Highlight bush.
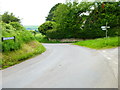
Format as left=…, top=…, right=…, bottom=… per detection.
left=2, top=22, right=35, bottom=52
left=35, top=33, right=48, bottom=42
left=46, top=29, right=65, bottom=39
left=28, top=30, right=37, bottom=36
left=38, top=21, right=57, bottom=35
left=9, top=22, right=25, bottom=30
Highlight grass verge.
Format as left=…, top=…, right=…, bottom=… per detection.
left=74, top=37, right=119, bottom=49
left=1, top=41, right=46, bottom=69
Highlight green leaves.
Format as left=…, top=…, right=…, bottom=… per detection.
left=40, top=2, right=119, bottom=39
left=83, top=2, right=120, bottom=38
left=46, top=3, right=62, bottom=21
left=9, top=22, right=25, bottom=30
left=2, top=22, right=35, bottom=52
left=38, top=21, right=57, bottom=35
left=51, top=2, right=93, bottom=39
left=1, top=12, right=20, bottom=23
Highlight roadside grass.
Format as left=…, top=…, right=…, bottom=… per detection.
left=0, top=53, right=2, bottom=69
left=2, top=41, right=46, bottom=69
left=74, top=37, right=119, bottom=49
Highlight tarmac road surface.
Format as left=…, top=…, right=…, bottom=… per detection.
left=2, top=44, right=118, bottom=88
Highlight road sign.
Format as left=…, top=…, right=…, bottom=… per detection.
left=101, top=26, right=110, bottom=30
left=2, top=36, right=15, bottom=42
left=101, top=26, right=106, bottom=29
left=102, top=28, right=106, bottom=30
left=107, top=26, right=110, bottom=28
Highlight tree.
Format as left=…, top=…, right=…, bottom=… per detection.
left=46, top=3, right=62, bottom=21
left=2, top=12, right=20, bottom=23
left=51, top=2, right=93, bottom=38
left=83, top=2, right=120, bottom=38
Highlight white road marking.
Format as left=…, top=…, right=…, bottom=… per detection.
left=98, top=51, right=112, bottom=60
left=98, top=50, right=118, bottom=80
left=113, top=62, right=118, bottom=65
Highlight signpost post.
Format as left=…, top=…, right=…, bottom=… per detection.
left=101, top=22, right=110, bottom=38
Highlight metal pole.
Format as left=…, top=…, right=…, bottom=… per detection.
left=14, top=36, right=15, bottom=42
left=1, top=37, right=3, bottom=42
left=106, top=22, right=107, bottom=38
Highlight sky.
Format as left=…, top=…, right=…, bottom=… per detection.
left=0, top=0, right=66, bottom=26
left=1, top=0, right=118, bottom=26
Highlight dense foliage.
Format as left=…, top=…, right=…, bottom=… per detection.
left=38, top=21, right=57, bottom=35
left=1, top=12, right=20, bottom=23
left=45, top=2, right=93, bottom=39
left=9, top=22, right=25, bottom=30
left=1, top=22, right=35, bottom=52
left=46, top=3, right=62, bottom=21
left=83, top=2, right=120, bottom=39
left=1, top=12, right=46, bottom=69
left=41, top=1, right=120, bottom=39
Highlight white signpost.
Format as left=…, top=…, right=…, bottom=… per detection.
left=101, top=26, right=106, bottom=30
left=101, top=22, right=110, bottom=38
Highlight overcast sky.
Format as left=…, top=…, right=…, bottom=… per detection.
left=0, top=0, right=66, bottom=26
left=1, top=0, right=117, bottom=26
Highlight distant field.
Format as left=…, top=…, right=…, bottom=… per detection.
left=24, top=25, right=39, bottom=31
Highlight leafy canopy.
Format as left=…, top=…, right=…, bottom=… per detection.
left=46, top=3, right=62, bottom=21
left=2, top=12, right=20, bottom=23
left=38, top=21, right=57, bottom=35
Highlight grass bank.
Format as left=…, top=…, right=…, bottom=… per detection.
left=2, top=41, right=46, bottom=69
left=74, top=37, right=119, bottom=49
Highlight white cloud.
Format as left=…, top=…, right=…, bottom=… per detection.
left=0, top=0, right=65, bottom=25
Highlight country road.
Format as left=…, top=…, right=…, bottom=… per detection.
left=2, top=44, right=118, bottom=88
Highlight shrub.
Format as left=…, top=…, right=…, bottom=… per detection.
left=2, top=22, right=35, bottom=52
left=35, top=33, right=48, bottom=42
left=46, top=29, right=66, bottom=39
left=9, top=22, right=25, bottom=30
left=28, top=30, right=37, bottom=36
left=38, top=21, right=57, bottom=35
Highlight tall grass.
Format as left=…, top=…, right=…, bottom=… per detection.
left=2, top=22, right=35, bottom=52
left=1, top=22, right=46, bottom=69
left=2, top=41, right=46, bottom=69
left=74, top=37, right=119, bottom=49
